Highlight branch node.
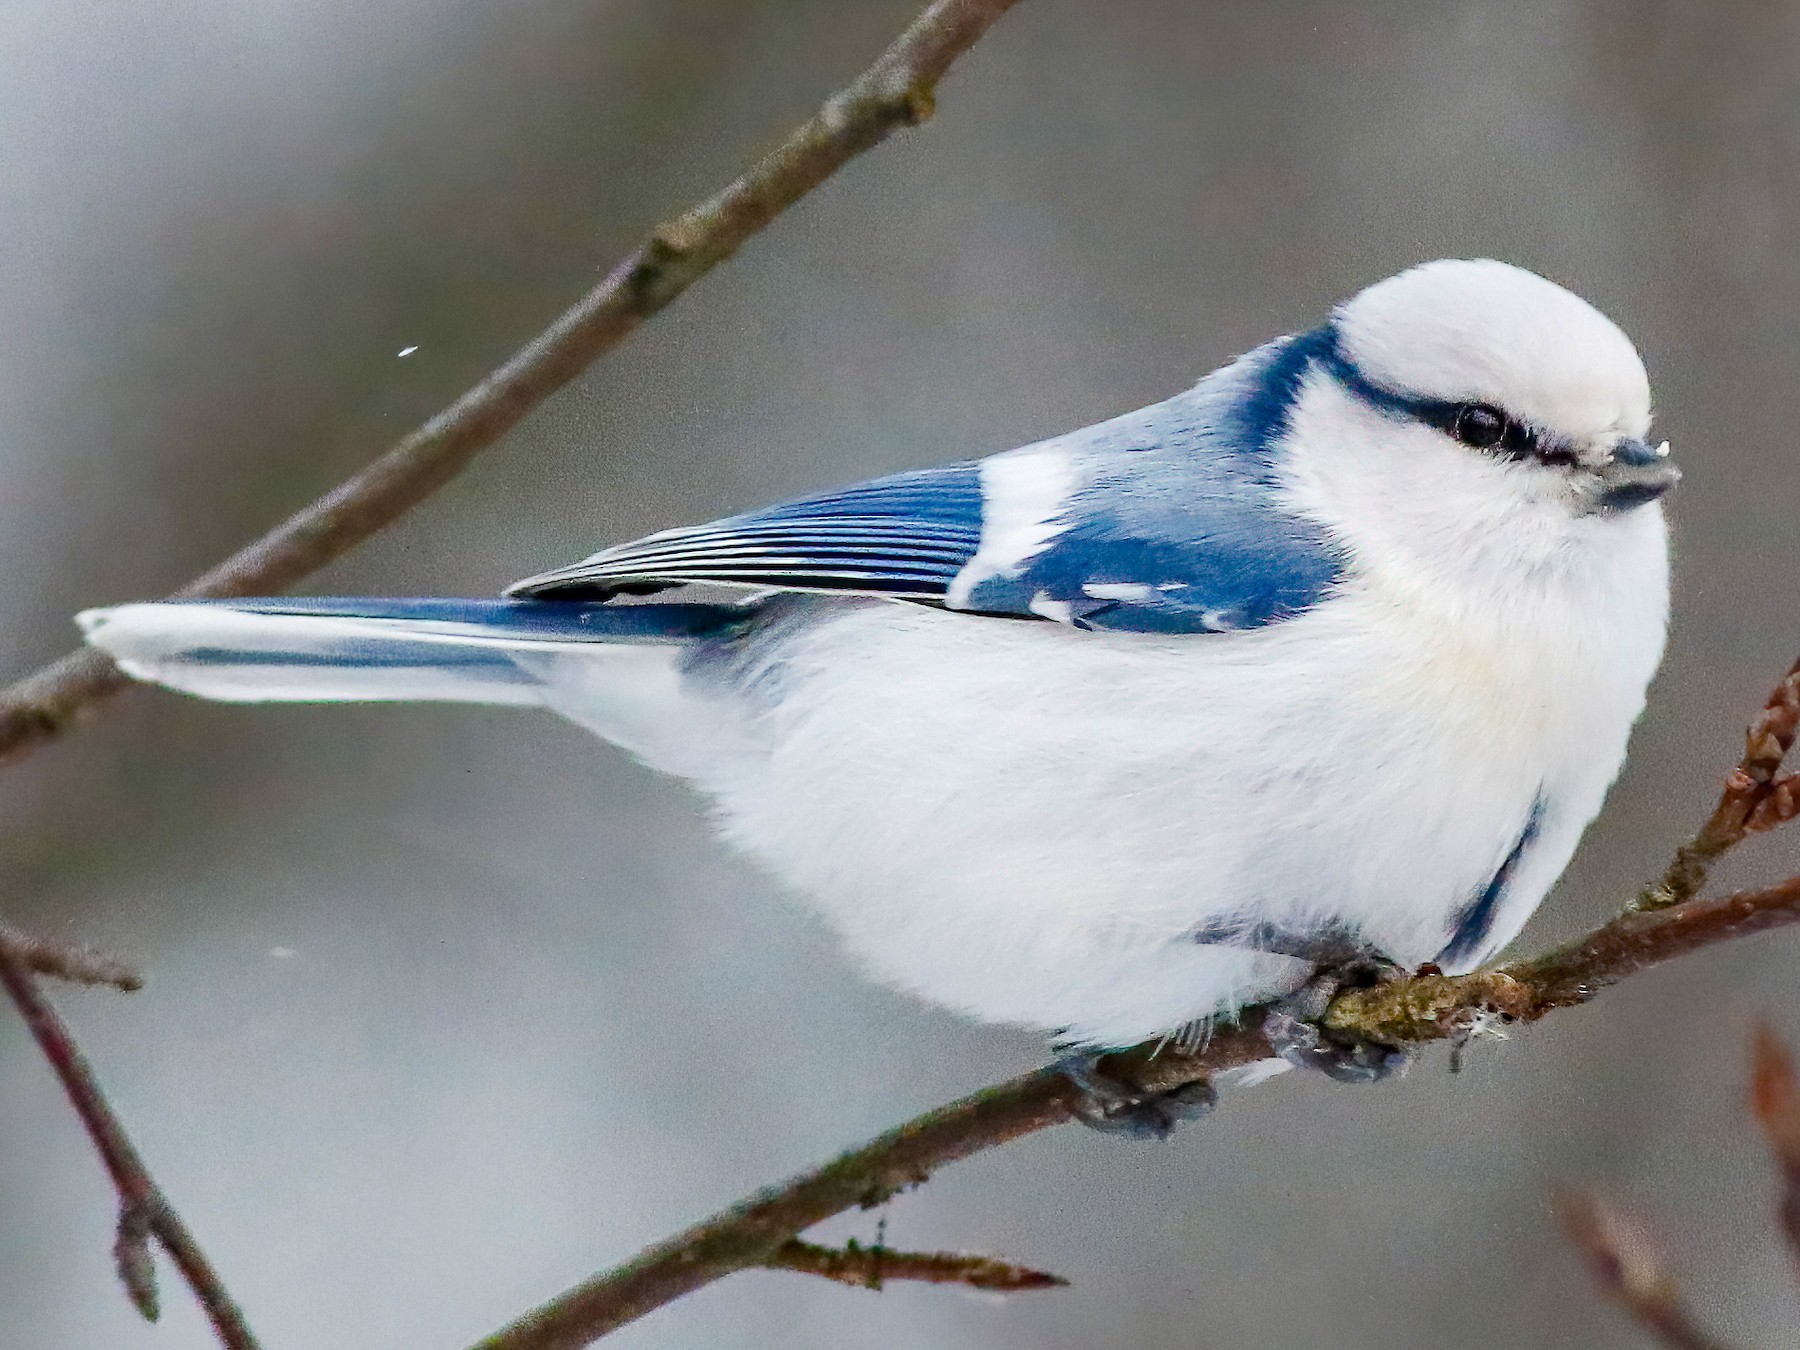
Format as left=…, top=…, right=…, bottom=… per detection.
left=115, top=1198, right=161, bottom=1323
left=1747, top=732, right=1786, bottom=783
left=0, top=941, right=261, bottom=1348
left=896, top=84, right=938, bottom=125
left=1745, top=775, right=1800, bottom=836
left=1634, top=657, right=1800, bottom=913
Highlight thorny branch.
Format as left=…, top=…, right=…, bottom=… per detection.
left=0, top=0, right=1024, bottom=1344
left=471, top=656, right=1800, bottom=1350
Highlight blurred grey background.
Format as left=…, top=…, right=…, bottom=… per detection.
left=3, top=1, right=1800, bottom=1346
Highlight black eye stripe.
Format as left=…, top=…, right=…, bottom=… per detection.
left=1314, top=328, right=1579, bottom=467
left=1416, top=400, right=1585, bottom=465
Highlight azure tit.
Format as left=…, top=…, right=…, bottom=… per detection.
left=81, top=260, right=1676, bottom=1127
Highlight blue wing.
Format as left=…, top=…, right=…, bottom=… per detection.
left=507, top=462, right=986, bottom=601
left=509, top=333, right=1347, bottom=634
left=956, top=495, right=1342, bottom=635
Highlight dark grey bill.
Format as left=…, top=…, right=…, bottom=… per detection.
left=1590, top=437, right=1680, bottom=512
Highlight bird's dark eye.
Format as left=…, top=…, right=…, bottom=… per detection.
left=1452, top=403, right=1508, bottom=450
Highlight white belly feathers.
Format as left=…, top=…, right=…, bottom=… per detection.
left=679, top=523, right=1663, bottom=1046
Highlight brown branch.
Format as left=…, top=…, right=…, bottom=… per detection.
left=463, top=653, right=1800, bottom=1350
left=1321, top=875, right=1800, bottom=1046
left=0, top=921, right=142, bottom=991
left=456, top=563, right=1800, bottom=1349
left=0, top=0, right=1025, bottom=765
left=0, top=940, right=260, bottom=1348
left=0, top=1, right=1027, bottom=1342
left=466, top=1065, right=1091, bottom=1350
left=0, top=0, right=1023, bottom=1335
left=0, top=0, right=1782, bottom=1340
left=469, top=872, right=1800, bottom=1350
left=762, top=1237, right=1066, bottom=1292
left=1749, top=1022, right=1800, bottom=1275
left=1744, top=774, right=1800, bottom=835
left=1552, top=1187, right=1734, bottom=1350
left=1638, top=653, right=1800, bottom=910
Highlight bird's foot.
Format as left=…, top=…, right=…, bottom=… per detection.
left=1263, top=953, right=1415, bottom=1084
left=1055, top=1052, right=1218, bottom=1140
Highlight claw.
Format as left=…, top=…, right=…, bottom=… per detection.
left=1264, top=1006, right=1411, bottom=1083
left=1055, top=1053, right=1218, bottom=1140
left=1263, top=955, right=1415, bottom=1084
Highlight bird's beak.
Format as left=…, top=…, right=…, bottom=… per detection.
left=1587, top=437, right=1680, bottom=512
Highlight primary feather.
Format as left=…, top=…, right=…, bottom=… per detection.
left=509, top=463, right=987, bottom=601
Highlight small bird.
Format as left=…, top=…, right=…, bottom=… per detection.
left=80, top=260, right=1676, bottom=1129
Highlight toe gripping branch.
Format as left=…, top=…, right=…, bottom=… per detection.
left=1263, top=957, right=1416, bottom=1084
left=1195, top=920, right=1418, bottom=1084
left=1055, top=1052, right=1219, bottom=1141
left=1055, top=934, right=1416, bottom=1137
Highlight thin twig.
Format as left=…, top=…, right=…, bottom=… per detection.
left=1638, top=654, right=1800, bottom=910
left=0, top=941, right=260, bottom=1348
left=467, top=1066, right=1086, bottom=1350
left=763, top=1237, right=1066, bottom=1292
left=470, top=871, right=1800, bottom=1350
left=459, top=507, right=1800, bottom=1349
left=0, top=1, right=1023, bottom=1337
left=1749, top=1022, right=1800, bottom=1274
left=1552, top=1187, right=1734, bottom=1350
left=0, top=0, right=1784, bottom=1341
left=0, top=0, right=1025, bottom=765
left=0, top=921, right=142, bottom=991
left=0, top=1, right=1026, bottom=1342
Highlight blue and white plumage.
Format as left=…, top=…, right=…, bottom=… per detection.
left=79, top=259, right=1677, bottom=1049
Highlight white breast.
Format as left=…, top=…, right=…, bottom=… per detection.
left=687, top=485, right=1665, bottom=1048
left=531, top=370, right=1670, bottom=1049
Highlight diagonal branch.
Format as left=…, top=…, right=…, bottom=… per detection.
left=1638, top=653, right=1800, bottom=910
left=467, top=1064, right=1089, bottom=1350
left=0, top=936, right=259, bottom=1348
left=0, top=4, right=1027, bottom=1345
left=469, top=871, right=1800, bottom=1350
left=1552, top=1187, right=1734, bottom=1350
left=0, top=0, right=1025, bottom=765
